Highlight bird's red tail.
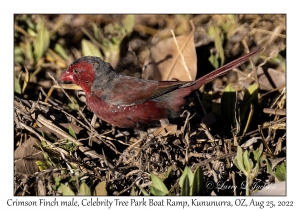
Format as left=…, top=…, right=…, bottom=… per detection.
left=193, top=48, right=263, bottom=90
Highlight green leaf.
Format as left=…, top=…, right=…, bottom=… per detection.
left=79, top=182, right=91, bottom=196
left=138, top=185, right=150, bottom=196
left=92, top=23, right=100, bottom=40
left=243, top=150, right=251, bottom=173
left=248, top=159, right=254, bottom=171
left=14, top=46, right=24, bottom=64
left=54, top=43, right=68, bottom=60
left=191, top=166, right=205, bottom=196
left=250, top=144, right=263, bottom=176
left=180, top=175, right=190, bottom=196
left=42, top=152, right=54, bottom=167
left=54, top=177, right=61, bottom=187
left=252, top=161, right=260, bottom=176
left=221, top=15, right=235, bottom=31
left=22, top=68, right=29, bottom=93
left=208, top=53, right=219, bottom=69
left=58, top=184, right=75, bottom=196
left=130, top=186, right=137, bottom=196
left=35, top=160, right=48, bottom=171
left=25, top=18, right=35, bottom=30
left=160, top=166, right=174, bottom=190
left=150, top=187, right=168, bottom=196
left=179, top=166, right=193, bottom=189
left=150, top=173, right=169, bottom=196
left=68, top=96, right=79, bottom=110
left=221, top=84, right=237, bottom=131
left=240, top=84, right=258, bottom=122
left=233, top=146, right=247, bottom=175
left=14, top=76, right=22, bottom=94
left=26, top=40, right=34, bottom=60
left=253, top=144, right=263, bottom=162
left=27, top=28, right=36, bottom=37
left=274, top=162, right=286, bottom=182
left=34, top=20, right=50, bottom=61
left=227, top=14, right=235, bottom=21
left=81, top=39, right=102, bottom=58
left=265, top=158, right=273, bottom=175
left=208, top=24, right=224, bottom=66
left=123, top=15, right=135, bottom=34
left=68, top=126, right=77, bottom=139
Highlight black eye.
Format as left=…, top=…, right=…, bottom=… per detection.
left=73, top=68, right=79, bottom=74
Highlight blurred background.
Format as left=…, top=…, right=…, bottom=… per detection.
left=14, top=14, right=285, bottom=99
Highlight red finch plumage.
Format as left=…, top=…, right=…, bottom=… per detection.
left=60, top=49, right=262, bottom=128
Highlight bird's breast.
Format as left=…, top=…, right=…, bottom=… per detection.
left=86, top=95, right=168, bottom=128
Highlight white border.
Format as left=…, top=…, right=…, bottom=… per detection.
left=2, top=0, right=298, bottom=209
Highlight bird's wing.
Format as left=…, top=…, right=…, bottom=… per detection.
left=143, top=80, right=194, bottom=102
left=98, top=76, right=192, bottom=106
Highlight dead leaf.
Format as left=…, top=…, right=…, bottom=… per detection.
left=94, top=181, right=107, bottom=196
left=159, top=124, right=178, bottom=135
left=142, top=31, right=197, bottom=81
left=236, top=67, right=286, bottom=91
left=257, top=67, right=286, bottom=91
left=14, top=137, right=44, bottom=174
left=269, top=157, right=286, bottom=170
left=240, top=137, right=261, bottom=149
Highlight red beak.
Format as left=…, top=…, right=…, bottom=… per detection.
left=60, top=70, right=74, bottom=82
